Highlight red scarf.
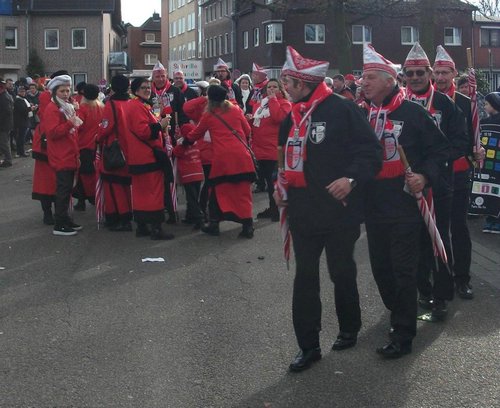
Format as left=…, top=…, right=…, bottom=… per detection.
left=222, top=79, right=236, bottom=102
left=369, top=88, right=406, bottom=179
left=284, top=82, right=332, bottom=187
left=251, top=79, right=269, bottom=104
left=443, top=82, right=456, bottom=99
left=152, top=82, right=173, bottom=117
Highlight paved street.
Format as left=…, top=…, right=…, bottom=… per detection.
left=1, top=158, right=499, bottom=408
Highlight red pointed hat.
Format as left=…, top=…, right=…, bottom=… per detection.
left=281, top=46, right=329, bottom=83
left=153, top=61, right=166, bottom=72
left=404, top=42, right=430, bottom=68
left=363, top=44, right=398, bottom=79
left=252, top=62, right=269, bottom=77
left=433, top=45, right=456, bottom=71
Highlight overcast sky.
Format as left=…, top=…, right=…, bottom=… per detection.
left=121, top=0, right=161, bottom=26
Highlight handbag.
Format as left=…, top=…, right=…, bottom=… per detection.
left=131, top=131, right=174, bottom=183
left=103, top=100, right=126, bottom=171
left=211, top=111, right=259, bottom=172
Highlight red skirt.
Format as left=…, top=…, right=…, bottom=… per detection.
left=131, top=171, right=165, bottom=224
left=32, top=159, right=56, bottom=200
left=215, top=181, right=253, bottom=220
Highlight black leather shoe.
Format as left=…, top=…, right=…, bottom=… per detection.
left=376, top=341, right=412, bottom=359
left=136, top=224, right=151, bottom=237
left=332, top=332, right=357, bottom=351
left=456, top=283, right=474, bottom=300
left=431, top=299, right=448, bottom=321
left=418, top=295, right=434, bottom=310
left=289, top=348, right=322, bottom=372
left=238, top=225, right=254, bottom=239
left=201, top=222, right=220, bottom=236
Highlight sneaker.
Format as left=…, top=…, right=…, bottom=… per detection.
left=482, top=222, right=493, bottom=233
left=53, top=225, right=78, bottom=236
left=67, top=221, right=83, bottom=231
left=490, top=223, right=500, bottom=234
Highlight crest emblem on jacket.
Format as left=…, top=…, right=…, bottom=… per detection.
left=309, top=122, right=326, bottom=144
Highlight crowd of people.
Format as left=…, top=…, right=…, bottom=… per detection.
left=0, top=41, right=498, bottom=372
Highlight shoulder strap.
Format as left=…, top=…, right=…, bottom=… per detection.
left=109, top=99, right=120, bottom=141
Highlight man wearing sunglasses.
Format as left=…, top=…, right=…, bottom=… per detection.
left=404, top=43, right=469, bottom=321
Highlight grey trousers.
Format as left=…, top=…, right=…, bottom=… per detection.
left=0, top=130, right=12, bottom=163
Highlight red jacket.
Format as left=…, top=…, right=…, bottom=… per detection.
left=97, top=97, right=131, bottom=177
left=125, top=97, right=164, bottom=170
left=77, top=103, right=104, bottom=151
left=186, top=105, right=254, bottom=180
left=251, top=95, right=291, bottom=161
left=172, top=144, right=204, bottom=184
left=42, top=101, right=79, bottom=171
left=184, top=96, right=213, bottom=165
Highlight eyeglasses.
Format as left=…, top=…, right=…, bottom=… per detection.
left=173, top=77, right=183, bottom=80
left=404, top=70, right=427, bottom=78
left=140, top=86, right=151, bottom=90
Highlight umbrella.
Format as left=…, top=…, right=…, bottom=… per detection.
left=94, top=145, right=105, bottom=229
left=397, top=146, right=448, bottom=264
left=276, top=171, right=291, bottom=270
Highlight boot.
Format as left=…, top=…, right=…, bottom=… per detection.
left=238, top=222, right=254, bottom=239
left=201, top=221, right=220, bottom=236
left=136, top=223, right=151, bottom=237
left=150, top=223, right=175, bottom=240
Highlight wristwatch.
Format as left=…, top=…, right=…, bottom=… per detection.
left=347, top=178, right=357, bottom=188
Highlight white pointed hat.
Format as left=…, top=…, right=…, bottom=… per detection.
left=214, top=58, right=230, bottom=71
left=404, top=42, right=430, bottom=68
left=363, top=44, right=398, bottom=79
left=47, top=74, right=72, bottom=91
left=434, top=45, right=456, bottom=70
left=152, top=61, right=166, bottom=72
left=281, top=46, right=329, bottom=83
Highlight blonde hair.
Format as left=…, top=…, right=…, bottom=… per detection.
left=207, top=99, right=232, bottom=113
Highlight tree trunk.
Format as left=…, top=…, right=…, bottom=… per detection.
left=332, top=0, right=353, bottom=73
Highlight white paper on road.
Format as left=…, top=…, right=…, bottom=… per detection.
left=141, top=257, right=165, bottom=263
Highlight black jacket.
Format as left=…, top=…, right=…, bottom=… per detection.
left=364, top=97, right=450, bottom=224
left=0, top=91, right=14, bottom=132
left=279, top=93, right=383, bottom=234
left=14, top=96, right=30, bottom=128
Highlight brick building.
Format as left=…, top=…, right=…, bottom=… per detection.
left=127, top=12, right=162, bottom=77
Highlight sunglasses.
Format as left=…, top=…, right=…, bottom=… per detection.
left=404, top=70, right=427, bottom=78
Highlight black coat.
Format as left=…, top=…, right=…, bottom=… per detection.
left=0, top=91, right=14, bottom=132
left=279, top=93, right=383, bottom=234
left=14, top=96, right=31, bottom=128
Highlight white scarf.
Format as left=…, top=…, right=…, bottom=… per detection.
left=252, top=96, right=270, bottom=127
left=55, top=96, right=82, bottom=128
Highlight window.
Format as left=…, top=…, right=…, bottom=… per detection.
left=481, top=28, right=500, bottom=47
left=205, top=38, right=209, bottom=57
left=73, top=73, right=87, bottom=88
left=243, top=31, right=249, bottom=49
left=219, top=1, right=223, bottom=18
left=188, top=13, right=195, bottom=31
left=352, top=25, right=371, bottom=44
left=305, top=24, right=325, bottom=44
left=266, top=23, right=283, bottom=44
left=170, top=21, right=176, bottom=38
left=145, top=33, right=155, bottom=42
left=145, top=54, right=158, bottom=65
left=72, top=28, right=86, bottom=49
left=401, top=26, right=419, bottom=45
left=45, top=29, right=59, bottom=49
left=219, top=35, right=223, bottom=56
left=169, top=0, right=176, bottom=12
left=444, top=27, right=461, bottom=46
left=223, top=0, right=229, bottom=15
left=225, top=33, right=229, bottom=54
left=5, top=27, right=17, bottom=48
left=177, top=0, right=185, bottom=7
left=253, top=27, right=260, bottom=47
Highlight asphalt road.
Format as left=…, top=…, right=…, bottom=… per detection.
left=1, top=158, right=499, bottom=408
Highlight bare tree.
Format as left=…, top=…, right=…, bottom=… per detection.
left=465, top=0, right=500, bottom=16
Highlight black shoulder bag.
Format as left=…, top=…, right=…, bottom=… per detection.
left=103, top=100, right=126, bottom=171
left=211, top=111, right=259, bottom=172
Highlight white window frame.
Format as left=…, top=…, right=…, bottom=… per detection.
left=304, top=24, right=325, bottom=44
left=265, top=23, right=283, bottom=44
left=351, top=25, right=371, bottom=44
left=401, top=26, right=419, bottom=45
left=224, top=33, right=229, bottom=54
left=444, top=27, right=462, bottom=46
left=45, top=29, right=60, bottom=50
left=145, top=33, right=156, bottom=42
left=145, top=54, right=159, bottom=65
left=72, top=28, right=87, bottom=49
left=169, top=0, right=176, bottom=12
left=243, top=31, right=249, bottom=49
left=5, top=27, right=18, bottom=49
left=253, top=27, right=259, bottom=47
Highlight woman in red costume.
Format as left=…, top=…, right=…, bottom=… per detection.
left=74, top=84, right=103, bottom=211
left=126, top=77, right=174, bottom=240
left=96, top=75, right=133, bottom=232
left=185, top=85, right=256, bottom=238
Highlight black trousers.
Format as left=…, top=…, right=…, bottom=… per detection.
left=257, top=159, right=277, bottom=208
left=366, top=222, right=421, bottom=343
left=291, top=224, right=361, bottom=350
left=55, top=170, right=74, bottom=226
left=15, top=127, right=28, bottom=155
left=451, top=187, right=472, bottom=285
left=199, top=164, right=211, bottom=217
left=184, top=181, right=203, bottom=221
left=417, top=194, right=455, bottom=301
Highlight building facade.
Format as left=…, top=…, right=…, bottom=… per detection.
left=127, top=12, right=162, bottom=77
